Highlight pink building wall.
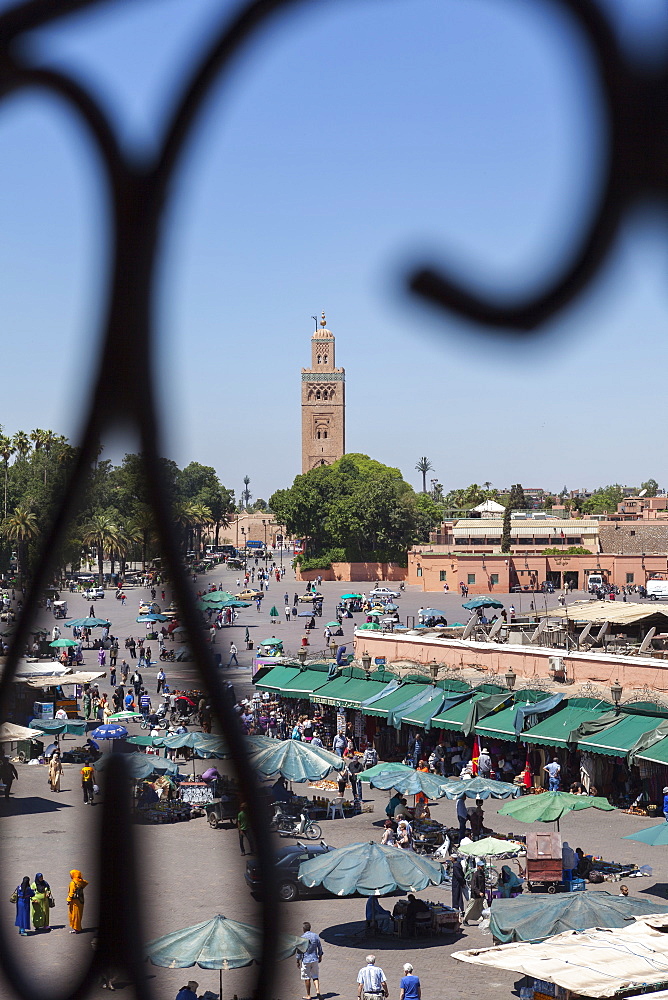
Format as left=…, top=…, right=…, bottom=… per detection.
left=296, top=562, right=407, bottom=583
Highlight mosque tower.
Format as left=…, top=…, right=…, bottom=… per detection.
left=301, top=312, right=345, bottom=473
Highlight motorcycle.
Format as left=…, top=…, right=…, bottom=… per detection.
left=140, top=703, right=169, bottom=730
left=159, top=648, right=175, bottom=661
left=269, top=803, right=322, bottom=840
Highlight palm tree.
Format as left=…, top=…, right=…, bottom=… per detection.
left=81, top=513, right=120, bottom=586
left=174, top=501, right=199, bottom=553
left=130, top=505, right=156, bottom=570
left=415, top=457, right=433, bottom=493
left=3, top=505, right=38, bottom=586
left=241, top=476, right=252, bottom=509
left=190, top=502, right=213, bottom=556
left=0, top=436, right=14, bottom=519
left=12, top=430, right=30, bottom=463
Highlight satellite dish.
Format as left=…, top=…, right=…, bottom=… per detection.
left=637, top=627, right=656, bottom=655
left=461, top=615, right=477, bottom=640
left=595, top=621, right=609, bottom=642
left=530, top=618, right=548, bottom=643
left=639, top=489, right=648, bottom=497
left=578, top=621, right=593, bottom=645
left=488, top=616, right=504, bottom=639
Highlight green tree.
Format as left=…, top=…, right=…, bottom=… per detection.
left=641, top=479, right=659, bottom=497
left=0, top=436, right=13, bottom=519
left=82, top=512, right=120, bottom=586
left=582, top=485, right=623, bottom=514
left=3, top=505, right=38, bottom=585
left=415, top=456, right=433, bottom=493
left=12, top=431, right=30, bottom=463
left=501, top=483, right=526, bottom=552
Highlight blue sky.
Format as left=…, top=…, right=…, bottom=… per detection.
left=1, top=0, right=668, bottom=503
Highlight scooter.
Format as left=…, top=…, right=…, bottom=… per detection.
left=269, top=802, right=322, bottom=840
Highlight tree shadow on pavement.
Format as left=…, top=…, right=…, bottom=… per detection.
left=319, top=920, right=465, bottom=950
left=0, top=795, right=73, bottom=815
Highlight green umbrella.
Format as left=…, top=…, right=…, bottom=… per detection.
left=146, top=914, right=307, bottom=999
left=462, top=597, right=505, bottom=610
left=199, top=591, right=234, bottom=603
left=108, top=711, right=143, bottom=722
left=359, top=762, right=414, bottom=783
left=298, top=841, right=446, bottom=896
left=29, top=719, right=86, bottom=736
left=269, top=606, right=279, bottom=618
left=622, top=824, right=668, bottom=846
left=359, top=766, right=449, bottom=799
left=94, top=753, right=182, bottom=780
left=358, top=623, right=381, bottom=631
left=441, top=777, right=520, bottom=800
left=49, top=638, right=78, bottom=648
left=64, top=617, right=111, bottom=628
left=458, top=836, right=524, bottom=857
left=126, top=733, right=155, bottom=747
left=259, top=638, right=283, bottom=647
left=326, top=621, right=341, bottom=628
left=498, top=791, right=614, bottom=829
left=340, top=593, right=362, bottom=599
left=250, top=739, right=344, bottom=782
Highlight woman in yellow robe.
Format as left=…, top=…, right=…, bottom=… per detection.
left=67, top=869, right=88, bottom=933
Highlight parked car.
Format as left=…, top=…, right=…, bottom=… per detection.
left=138, top=601, right=161, bottom=614
left=84, top=587, right=105, bottom=600
left=236, top=590, right=262, bottom=601
left=369, top=587, right=400, bottom=599
left=244, top=843, right=333, bottom=902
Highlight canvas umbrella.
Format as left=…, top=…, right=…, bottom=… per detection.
left=298, top=841, right=446, bottom=896
left=458, top=837, right=524, bottom=858
left=359, top=767, right=449, bottom=800
left=199, top=591, right=234, bottom=603
left=340, top=593, right=362, bottom=600
left=89, top=723, right=129, bottom=741
left=0, top=722, right=44, bottom=742
left=29, top=719, right=86, bottom=737
left=498, top=790, right=614, bottom=830
left=146, top=913, right=308, bottom=999
left=108, top=711, right=143, bottom=723
left=269, top=606, right=279, bottom=619
left=64, top=617, right=111, bottom=628
left=94, top=752, right=182, bottom=780
left=358, top=623, right=381, bottom=631
left=622, top=824, right=668, bottom=846
left=462, top=597, right=504, bottom=610
left=49, top=638, right=78, bottom=648
left=136, top=613, right=169, bottom=623
left=441, top=777, right=520, bottom=800
left=359, top=762, right=415, bottom=783
left=250, top=739, right=344, bottom=782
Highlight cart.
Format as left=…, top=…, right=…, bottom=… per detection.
left=204, top=791, right=239, bottom=829
left=526, top=831, right=564, bottom=893
left=17, top=738, right=43, bottom=762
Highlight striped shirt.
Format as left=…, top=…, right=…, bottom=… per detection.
left=357, top=964, right=386, bottom=993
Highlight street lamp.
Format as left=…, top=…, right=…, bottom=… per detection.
left=361, top=653, right=372, bottom=680
left=240, top=527, right=246, bottom=573
left=262, top=519, right=268, bottom=572
left=611, top=678, right=623, bottom=713
left=429, top=659, right=439, bottom=684
left=329, top=639, right=338, bottom=660
left=505, top=667, right=517, bottom=690
left=298, top=649, right=308, bottom=666
left=277, top=533, right=283, bottom=571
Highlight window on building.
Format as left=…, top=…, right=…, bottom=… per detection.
left=490, top=573, right=499, bottom=585
left=467, top=573, right=476, bottom=585
left=317, top=355, right=321, bottom=363
left=323, top=355, right=328, bottom=364
left=518, top=538, right=531, bottom=545
left=534, top=538, right=549, bottom=545
left=439, top=570, right=447, bottom=581
left=626, top=573, right=634, bottom=583
left=316, top=431, right=321, bottom=439
left=566, top=537, right=581, bottom=545
left=455, top=538, right=468, bottom=545
left=486, top=537, right=501, bottom=545
left=630, top=530, right=636, bottom=536
left=417, top=566, right=422, bottom=577
left=323, top=431, right=327, bottom=439
left=315, top=390, right=321, bottom=399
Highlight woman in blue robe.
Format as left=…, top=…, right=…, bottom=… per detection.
left=14, top=876, right=33, bottom=935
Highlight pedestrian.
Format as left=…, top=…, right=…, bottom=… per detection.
left=463, top=861, right=487, bottom=924
left=451, top=855, right=468, bottom=914
left=12, top=876, right=33, bottom=936
left=157, top=667, right=166, bottom=694
left=284, top=605, right=291, bottom=623
left=362, top=743, right=378, bottom=769
left=347, top=754, right=363, bottom=799
left=48, top=751, right=63, bottom=793
left=227, top=642, right=239, bottom=667
left=478, top=747, right=491, bottom=778
left=109, top=662, right=116, bottom=686
left=284, top=592, right=289, bottom=604
left=31, top=873, right=53, bottom=932
left=81, top=761, right=95, bottom=805
left=132, top=669, right=143, bottom=695
left=0, top=754, right=18, bottom=798
left=357, top=955, right=388, bottom=1000
left=176, top=982, right=199, bottom=1000
left=209, top=625, right=216, bottom=644
left=399, top=962, right=421, bottom=1000
left=544, top=756, right=561, bottom=791
left=663, top=786, right=668, bottom=821
left=67, top=869, right=87, bottom=933
left=89, top=604, right=95, bottom=617
left=297, top=920, right=323, bottom=1000
left=332, top=732, right=346, bottom=757
left=237, top=802, right=253, bottom=855
left=139, top=690, right=152, bottom=718
left=121, top=659, right=129, bottom=685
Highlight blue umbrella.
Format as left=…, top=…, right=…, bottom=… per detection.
left=89, top=723, right=128, bottom=740
left=420, top=609, right=444, bottom=616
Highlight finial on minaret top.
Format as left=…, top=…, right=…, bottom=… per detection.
left=320, top=311, right=327, bottom=327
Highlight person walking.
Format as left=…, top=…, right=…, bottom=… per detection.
left=67, top=869, right=87, bottom=933
left=30, top=873, right=53, bottom=932
left=332, top=732, right=346, bottom=757
left=81, top=761, right=95, bottom=805
left=456, top=794, right=468, bottom=838
left=12, top=876, right=33, bottom=936
left=131, top=669, right=142, bottom=696
left=0, top=754, right=18, bottom=798
left=399, top=963, right=421, bottom=1000
left=48, top=751, right=63, bottom=793
left=450, top=855, right=468, bottom=913
left=297, top=921, right=323, bottom=1000
left=227, top=642, right=239, bottom=667
left=237, top=802, right=253, bottom=855
left=463, top=861, right=487, bottom=924
left=357, top=955, right=388, bottom=1000
left=157, top=667, right=166, bottom=694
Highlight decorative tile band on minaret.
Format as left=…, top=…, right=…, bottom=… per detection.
left=301, top=311, right=346, bottom=473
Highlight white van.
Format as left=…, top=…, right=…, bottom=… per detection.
left=647, top=580, right=668, bottom=600
left=587, top=573, right=604, bottom=593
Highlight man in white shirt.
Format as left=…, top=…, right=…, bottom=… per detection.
left=544, top=757, right=561, bottom=791
left=357, top=956, right=388, bottom=1000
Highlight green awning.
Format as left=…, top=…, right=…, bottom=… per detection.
left=431, top=691, right=487, bottom=732
left=278, top=671, right=333, bottom=698
left=362, top=683, right=428, bottom=719
left=311, top=676, right=389, bottom=709
left=403, top=691, right=454, bottom=728
left=633, top=737, right=668, bottom=766
left=254, top=666, right=302, bottom=692
left=577, top=712, right=665, bottom=757
left=522, top=699, right=612, bottom=749
left=475, top=691, right=560, bottom=744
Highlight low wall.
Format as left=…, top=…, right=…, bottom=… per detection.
left=353, top=629, right=668, bottom=689
left=296, top=562, right=407, bottom=583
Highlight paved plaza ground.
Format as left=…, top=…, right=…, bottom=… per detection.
left=1, top=564, right=666, bottom=999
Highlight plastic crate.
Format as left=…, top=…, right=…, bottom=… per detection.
left=567, top=878, right=586, bottom=892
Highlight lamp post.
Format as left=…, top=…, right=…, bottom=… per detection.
left=240, top=527, right=246, bottom=573
left=298, top=649, right=307, bottom=666
left=361, top=653, right=372, bottom=680
left=262, top=519, right=268, bottom=573
left=611, top=678, right=623, bottom=714
left=429, top=659, right=439, bottom=684
left=277, top=533, right=283, bottom=571
left=329, top=639, right=338, bottom=660
left=505, top=667, right=516, bottom=690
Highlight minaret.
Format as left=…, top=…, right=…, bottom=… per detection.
left=301, top=311, right=346, bottom=473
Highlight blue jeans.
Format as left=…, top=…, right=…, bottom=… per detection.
left=549, top=777, right=560, bottom=791
left=227, top=653, right=238, bottom=666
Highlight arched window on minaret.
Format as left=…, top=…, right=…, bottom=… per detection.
left=323, top=355, right=328, bottom=365
left=315, top=390, right=321, bottom=400
left=321, top=390, right=328, bottom=400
